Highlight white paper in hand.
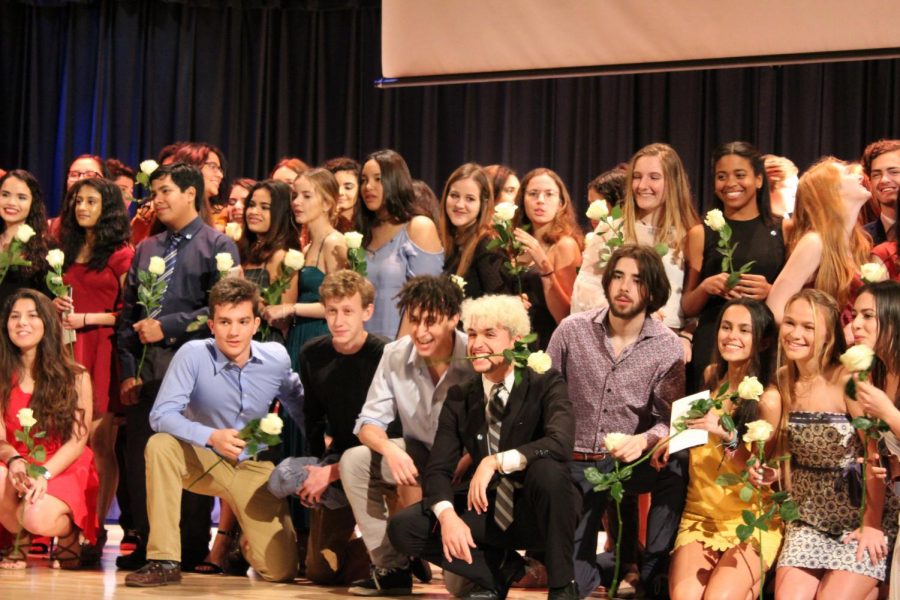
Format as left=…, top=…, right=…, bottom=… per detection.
left=669, top=390, right=711, bottom=454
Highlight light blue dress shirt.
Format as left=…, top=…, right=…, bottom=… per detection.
left=150, top=338, right=304, bottom=460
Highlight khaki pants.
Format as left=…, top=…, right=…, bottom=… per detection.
left=305, top=504, right=370, bottom=584
left=145, top=433, right=298, bottom=582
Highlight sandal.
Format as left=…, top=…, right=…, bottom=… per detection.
left=50, top=523, right=83, bottom=570
left=0, top=545, right=28, bottom=570
left=193, top=560, right=224, bottom=575
left=79, top=527, right=107, bottom=568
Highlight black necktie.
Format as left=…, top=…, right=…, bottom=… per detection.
left=488, top=383, right=514, bottom=530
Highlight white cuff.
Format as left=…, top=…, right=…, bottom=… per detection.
left=432, top=500, right=454, bottom=519
left=496, top=450, right=527, bottom=474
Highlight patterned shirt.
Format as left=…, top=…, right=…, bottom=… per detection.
left=547, top=307, right=684, bottom=452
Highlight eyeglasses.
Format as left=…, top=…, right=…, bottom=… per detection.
left=525, top=189, right=559, bottom=200
left=67, top=170, right=102, bottom=180
left=202, top=162, right=224, bottom=175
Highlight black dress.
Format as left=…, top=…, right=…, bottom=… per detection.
left=443, top=237, right=512, bottom=299
left=688, top=215, right=785, bottom=392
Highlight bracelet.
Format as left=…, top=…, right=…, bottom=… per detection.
left=539, top=269, right=555, bottom=278
left=42, top=469, right=52, bottom=481
left=677, top=333, right=693, bottom=342
left=5, top=455, right=25, bottom=468
left=83, top=313, right=88, bottom=328
left=724, top=431, right=740, bottom=451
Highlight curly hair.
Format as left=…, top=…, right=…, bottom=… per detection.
left=237, top=180, right=300, bottom=266
left=59, top=178, right=131, bottom=271
left=0, top=289, right=86, bottom=441
left=0, top=170, right=49, bottom=277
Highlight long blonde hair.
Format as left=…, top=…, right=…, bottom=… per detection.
left=787, top=158, right=870, bottom=309
left=622, top=143, right=699, bottom=260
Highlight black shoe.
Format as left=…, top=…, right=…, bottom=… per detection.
left=348, top=565, right=413, bottom=596
left=115, top=543, right=147, bottom=571
left=463, top=552, right=527, bottom=600
left=548, top=580, right=579, bottom=600
left=124, top=560, right=182, bottom=587
left=408, top=555, right=432, bottom=583
left=461, top=589, right=501, bottom=600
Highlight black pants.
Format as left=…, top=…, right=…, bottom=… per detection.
left=388, top=459, right=580, bottom=590
left=570, top=451, right=687, bottom=598
left=123, top=345, right=212, bottom=568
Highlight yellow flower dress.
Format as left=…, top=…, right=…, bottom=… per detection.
left=673, top=420, right=783, bottom=567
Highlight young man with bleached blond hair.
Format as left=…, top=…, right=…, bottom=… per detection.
left=389, top=294, right=579, bottom=600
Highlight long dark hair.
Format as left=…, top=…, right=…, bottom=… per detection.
left=0, top=170, right=49, bottom=276
left=358, top=149, right=421, bottom=244
left=711, top=141, right=778, bottom=227
left=859, top=281, right=900, bottom=402
left=237, top=179, right=299, bottom=265
left=0, top=289, right=86, bottom=441
left=60, top=178, right=131, bottom=271
left=705, top=298, right=778, bottom=437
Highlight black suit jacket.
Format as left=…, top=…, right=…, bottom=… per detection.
left=865, top=219, right=888, bottom=246
left=423, top=367, right=574, bottom=510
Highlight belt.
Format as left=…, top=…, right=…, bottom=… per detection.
left=571, top=451, right=609, bottom=461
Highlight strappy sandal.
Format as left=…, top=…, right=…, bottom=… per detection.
left=0, top=544, right=28, bottom=570
left=78, top=527, right=107, bottom=568
left=50, top=524, right=83, bottom=570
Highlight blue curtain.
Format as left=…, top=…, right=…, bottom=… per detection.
left=1, top=0, right=899, bottom=216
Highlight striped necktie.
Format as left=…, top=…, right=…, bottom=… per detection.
left=487, top=383, right=515, bottom=531
left=150, top=233, right=183, bottom=318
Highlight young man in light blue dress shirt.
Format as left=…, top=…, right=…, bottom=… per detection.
left=125, top=277, right=303, bottom=587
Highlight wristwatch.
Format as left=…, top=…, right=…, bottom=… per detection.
left=42, top=469, right=52, bottom=481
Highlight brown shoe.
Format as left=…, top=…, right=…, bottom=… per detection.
left=124, top=560, right=182, bottom=587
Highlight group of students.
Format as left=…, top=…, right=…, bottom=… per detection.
left=0, top=136, right=899, bottom=600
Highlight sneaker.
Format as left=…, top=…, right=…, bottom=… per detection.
left=348, top=565, right=413, bottom=596
left=124, top=560, right=182, bottom=587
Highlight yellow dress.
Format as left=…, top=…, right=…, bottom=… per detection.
left=673, top=425, right=783, bottom=567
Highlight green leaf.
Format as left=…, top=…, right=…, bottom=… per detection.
left=716, top=381, right=730, bottom=398
left=513, top=367, right=523, bottom=387
left=725, top=271, right=741, bottom=288
left=851, top=416, right=873, bottom=431
left=654, top=243, right=669, bottom=257
left=742, top=509, right=756, bottom=525
left=780, top=501, right=800, bottom=522
left=186, top=315, right=209, bottom=332
left=14, top=430, right=26, bottom=443
left=746, top=456, right=758, bottom=467
left=32, top=431, right=46, bottom=439
left=610, top=480, right=624, bottom=503
left=739, top=485, right=754, bottom=503
left=485, top=238, right=503, bottom=251
left=607, top=237, right=623, bottom=248
left=845, top=377, right=857, bottom=400
left=32, top=446, right=46, bottom=463
left=720, top=413, right=735, bottom=433
left=771, top=491, right=789, bottom=503
left=618, top=466, right=633, bottom=480
left=610, top=205, right=623, bottom=220
left=715, top=473, right=742, bottom=486
left=26, top=464, right=47, bottom=479
left=736, top=524, right=754, bottom=542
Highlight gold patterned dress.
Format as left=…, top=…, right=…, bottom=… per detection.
left=674, top=417, right=783, bottom=567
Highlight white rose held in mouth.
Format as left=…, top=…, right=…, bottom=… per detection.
left=224, top=222, right=242, bottom=241
left=742, top=419, right=774, bottom=444
left=586, top=199, right=610, bottom=221
left=493, top=203, right=517, bottom=223
left=860, top=262, right=887, bottom=283
left=344, top=231, right=364, bottom=250
left=603, top=432, right=629, bottom=452
left=840, top=344, right=875, bottom=373
left=283, top=249, right=305, bottom=271
left=259, top=413, right=284, bottom=436
left=703, top=209, right=726, bottom=232
left=17, top=407, right=36, bottom=428
left=147, top=256, right=166, bottom=276
left=215, top=252, right=234, bottom=273
left=737, top=376, right=764, bottom=401
left=139, top=160, right=159, bottom=176
left=15, top=224, right=35, bottom=244
left=526, top=350, right=552, bottom=374
left=46, top=249, right=65, bottom=268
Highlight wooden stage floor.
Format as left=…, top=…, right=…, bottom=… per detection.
left=0, top=526, right=609, bottom=599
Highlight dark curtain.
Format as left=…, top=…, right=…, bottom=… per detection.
left=2, top=0, right=900, bottom=217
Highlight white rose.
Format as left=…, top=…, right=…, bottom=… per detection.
left=742, top=419, right=774, bottom=444
left=46, top=249, right=65, bottom=269
left=703, top=209, right=726, bottom=232
left=450, top=274, right=467, bottom=292
left=147, top=256, right=166, bottom=276
left=344, top=231, right=364, bottom=250
left=840, top=344, right=875, bottom=373
left=17, top=407, right=37, bottom=428
left=15, top=224, right=35, bottom=244
left=860, top=262, right=887, bottom=283
left=215, top=252, right=234, bottom=272
left=493, top=203, right=518, bottom=223
left=140, top=159, right=159, bottom=175
left=224, top=222, right=242, bottom=241
left=737, top=376, right=764, bottom=401
left=259, top=413, right=283, bottom=436
left=526, top=350, right=552, bottom=374
left=586, top=200, right=610, bottom=221
left=603, top=432, right=629, bottom=452
left=283, top=249, right=305, bottom=271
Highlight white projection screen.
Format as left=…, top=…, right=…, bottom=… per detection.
left=380, top=0, right=900, bottom=86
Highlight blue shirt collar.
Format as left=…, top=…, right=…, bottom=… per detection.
left=209, top=339, right=264, bottom=374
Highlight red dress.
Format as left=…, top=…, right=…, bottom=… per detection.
left=63, top=245, right=134, bottom=414
left=3, top=385, right=98, bottom=543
